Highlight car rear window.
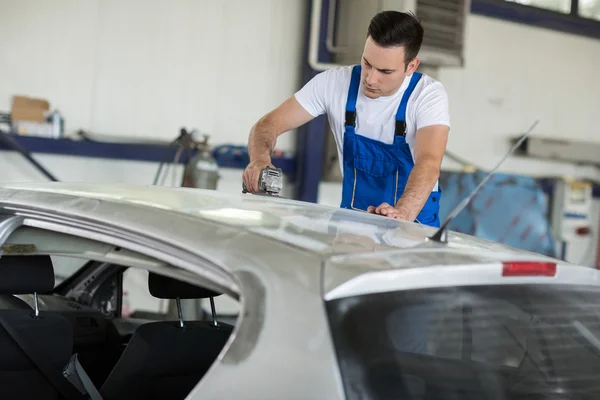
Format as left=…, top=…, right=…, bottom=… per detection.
left=326, top=284, right=600, bottom=399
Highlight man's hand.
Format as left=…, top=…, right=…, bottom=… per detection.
left=367, top=203, right=412, bottom=221
left=245, top=96, right=315, bottom=193
left=365, top=125, right=448, bottom=221
left=242, top=159, right=274, bottom=193
left=392, top=124, right=449, bottom=220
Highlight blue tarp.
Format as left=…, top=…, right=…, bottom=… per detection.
left=438, top=171, right=557, bottom=258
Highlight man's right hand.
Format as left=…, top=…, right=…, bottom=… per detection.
left=242, top=159, right=274, bottom=193
left=244, top=95, right=316, bottom=193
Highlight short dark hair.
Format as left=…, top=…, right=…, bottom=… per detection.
left=367, top=11, right=424, bottom=64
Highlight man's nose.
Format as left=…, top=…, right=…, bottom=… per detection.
left=365, top=71, right=377, bottom=86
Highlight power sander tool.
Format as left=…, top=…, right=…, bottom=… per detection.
left=242, top=166, right=283, bottom=196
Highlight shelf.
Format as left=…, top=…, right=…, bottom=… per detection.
left=0, top=132, right=297, bottom=180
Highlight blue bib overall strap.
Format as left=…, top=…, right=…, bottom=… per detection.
left=340, top=64, right=442, bottom=228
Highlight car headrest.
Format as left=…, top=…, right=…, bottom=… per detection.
left=148, top=272, right=221, bottom=299
left=0, top=255, right=55, bottom=294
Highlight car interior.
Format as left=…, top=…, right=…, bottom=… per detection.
left=0, top=252, right=237, bottom=400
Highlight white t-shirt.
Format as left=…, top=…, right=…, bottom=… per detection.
left=294, top=65, right=450, bottom=191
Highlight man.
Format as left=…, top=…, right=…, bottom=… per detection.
left=242, top=10, right=450, bottom=227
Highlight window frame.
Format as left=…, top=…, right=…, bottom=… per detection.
left=471, top=0, right=600, bottom=40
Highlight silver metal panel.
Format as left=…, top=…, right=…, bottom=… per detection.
left=0, top=181, right=570, bottom=265
left=331, top=0, right=468, bottom=67
left=0, top=181, right=594, bottom=399
left=417, top=0, right=470, bottom=67
left=519, top=136, right=600, bottom=166
left=191, top=238, right=344, bottom=400
left=0, top=183, right=345, bottom=399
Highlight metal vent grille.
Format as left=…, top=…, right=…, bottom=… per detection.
left=417, top=0, right=468, bottom=57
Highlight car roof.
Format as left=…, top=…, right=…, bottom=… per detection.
left=0, top=181, right=559, bottom=261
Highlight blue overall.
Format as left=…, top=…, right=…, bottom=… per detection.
left=339, top=65, right=442, bottom=228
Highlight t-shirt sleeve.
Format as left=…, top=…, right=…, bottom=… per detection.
left=293, top=69, right=335, bottom=117
left=414, top=81, right=451, bottom=131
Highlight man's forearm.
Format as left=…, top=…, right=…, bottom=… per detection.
left=248, top=120, right=278, bottom=163
left=394, top=159, right=440, bottom=221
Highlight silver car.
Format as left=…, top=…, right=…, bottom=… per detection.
left=0, top=182, right=599, bottom=400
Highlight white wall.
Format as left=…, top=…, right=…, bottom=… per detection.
left=0, top=0, right=305, bottom=151
left=439, top=15, right=600, bottom=178
left=3, top=2, right=599, bottom=185
left=0, top=0, right=303, bottom=200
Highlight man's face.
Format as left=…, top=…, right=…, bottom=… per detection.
left=360, top=36, right=419, bottom=99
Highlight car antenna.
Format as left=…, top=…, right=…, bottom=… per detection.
left=428, top=119, right=540, bottom=244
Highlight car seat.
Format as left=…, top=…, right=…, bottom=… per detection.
left=0, top=255, right=80, bottom=400
left=100, top=272, right=234, bottom=400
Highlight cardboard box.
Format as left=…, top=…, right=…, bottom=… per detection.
left=11, top=95, right=50, bottom=123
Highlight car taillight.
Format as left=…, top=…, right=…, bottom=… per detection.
left=502, top=261, right=557, bottom=277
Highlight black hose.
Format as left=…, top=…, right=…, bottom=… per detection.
left=152, top=128, right=190, bottom=185
left=0, top=131, right=59, bottom=181
left=152, top=141, right=178, bottom=185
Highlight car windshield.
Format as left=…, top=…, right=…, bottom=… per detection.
left=326, top=284, right=600, bottom=400
left=51, top=256, right=89, bottom=287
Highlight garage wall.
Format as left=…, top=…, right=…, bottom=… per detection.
left=439, top=14, right=600, bottom=177
left=0, top=0, right=305, bottom=151
left=1, top=1, right=599, bottom=197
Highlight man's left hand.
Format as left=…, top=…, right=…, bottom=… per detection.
left=367, top=203, right=412, bottom=221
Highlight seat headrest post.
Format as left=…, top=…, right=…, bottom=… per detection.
left=209, top=297, right=218, bottom=327
left=176, top=297, right=185, bottom=329
left=33, top=292, right=39, bottom=318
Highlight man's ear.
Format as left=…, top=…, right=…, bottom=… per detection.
left=405, top=58, right=421, bottom=75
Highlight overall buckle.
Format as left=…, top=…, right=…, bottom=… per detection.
left=395, top=121, right=406, bottom=137
left=345, top=111, right=356, bottom=127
